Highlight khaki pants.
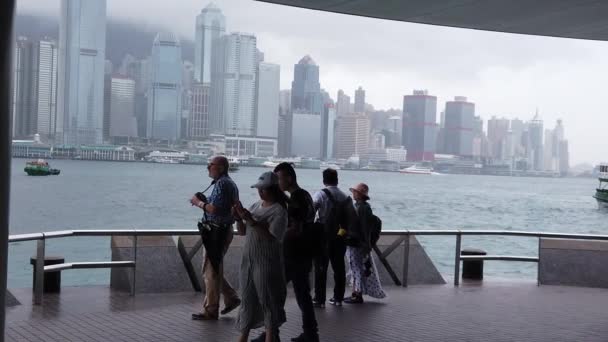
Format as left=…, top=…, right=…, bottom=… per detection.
left=202, top=228, right=239, bottom=316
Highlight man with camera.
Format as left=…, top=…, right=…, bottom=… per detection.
left=190, top=156, right=241, bottom=321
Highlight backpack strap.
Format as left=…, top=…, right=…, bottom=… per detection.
left=322, top=188, right=336, bottom=204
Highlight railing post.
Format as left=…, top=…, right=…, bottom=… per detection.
left=402, top=232, right=410, bottom=287
left=454, top=232, right=461, bottom=286
left=34, top=237, right=45, bottom=305
left=131, top=233, right=137, bottom=296
left=537, top=236, right=541, bottom=286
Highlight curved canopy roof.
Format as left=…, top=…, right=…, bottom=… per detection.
left=257, top=0, right=608, bottom=41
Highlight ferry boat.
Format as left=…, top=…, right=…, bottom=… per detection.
left=227, top=156, right=241, bottom=172
left=399, top=165, right=433, bottom=175
left=594, top=163, right=608, bottom=205
left=24, top=159, right=60, bottom=176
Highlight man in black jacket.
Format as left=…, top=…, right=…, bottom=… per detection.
left=275, top=162, right=319, bottom=342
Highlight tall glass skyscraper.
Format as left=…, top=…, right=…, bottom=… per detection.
left=35, top=39, right=59, bottom=141
left=194, top=3, right=225, bottom=84
left=256, top=62, right=280, bottom=138
left=57, top=0, right=107, bottom=146
left=402, top=90, right=437, bottom=161
left=221, top=33, right=257, bottom=136
left=291, top=55, right=322, bottom=115
left=147, top=32, right=183, bottom=141
left=11, top=36, right=36, bottom=139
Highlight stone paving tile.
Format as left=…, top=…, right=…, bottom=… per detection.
left=5, top=282, right=608, bottom=341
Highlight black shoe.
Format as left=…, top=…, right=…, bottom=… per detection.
left=312, top=300, right=325, bottom=308
left=292, top=332, right=320, bottom=342
left=344, top=295, right=364, bottom=304
left=328, top=298, right=342, bottom=306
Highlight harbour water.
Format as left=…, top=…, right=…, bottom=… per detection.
left=7, top=158, right=605, bottom=287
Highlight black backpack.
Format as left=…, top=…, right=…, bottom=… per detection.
left=369, top=214, right=382, bottom=247
left=322, top=189, right=357, bottom=241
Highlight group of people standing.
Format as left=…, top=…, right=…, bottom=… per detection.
left=189, top=156, right=385, bottom=342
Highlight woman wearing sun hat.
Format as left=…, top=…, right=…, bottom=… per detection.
left=344, top=183, right=386, bottom=304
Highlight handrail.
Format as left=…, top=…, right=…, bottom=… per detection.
left=9, top=229, right=608, bottom=243
left=11, top=227, right=608, bottom=305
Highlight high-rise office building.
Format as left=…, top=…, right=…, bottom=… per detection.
left=543, top=128, right=555, bottom=171
left=189, top=83, right=210, bottom=140
left=103, top=62, right=112, bottom=141
left=221, top=33, right=257, bottom=136
left=278, top=90, right=292, bottom=157
left=510, top=118, right=525, bottom=157
left=487, top=116, right=510, bottom=160
left=559, top=140, right=569, bottom=176
left=321, top=103, right=336, bottom=160
left=336, top=89, right=351, bottom=117
left=195, top=3, right=226, bottom=134
left=109, top=76, right=137, bottom=138
left=194, top=3, right=226, bottom=83
left=528, top=114, right=544, bottom=171
left=181, top=61, right=195, bottom=140
left=11, top=37, right=37, bottom=139
left=354, top=86, right=365, bottom=113
left=443, top=96, right=475, bottom=157
left=402, top=90, right=437, bottom=161
left=256, top=62, right=280, bottom=138
left=291, top=55, right=322, bottom=115
left=57, top=0, right=107, bottom=146
left=35, top=39, right=59, bottom=141
left=335, top=113, right=370, bottom=159
left=291, top=111, right=321, bottom=158
left=147, top=32, right=183, bottom=141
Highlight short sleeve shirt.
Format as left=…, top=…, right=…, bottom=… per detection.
left=206, top=175, right=239, bottom=225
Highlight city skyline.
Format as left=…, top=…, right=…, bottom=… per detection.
left=13, top=0, right=601, bottom=165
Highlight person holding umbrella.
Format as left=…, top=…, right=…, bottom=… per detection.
left=190, top=155, right=241, bottom=321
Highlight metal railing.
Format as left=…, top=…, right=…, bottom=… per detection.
left=8, top=229, right=608, bottom=305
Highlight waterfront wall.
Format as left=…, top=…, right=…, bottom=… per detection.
left=110, top=234, right=445, bottom=293
left=539, top=238, right=608, bottom=288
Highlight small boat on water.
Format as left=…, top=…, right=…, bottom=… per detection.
left=24, top=159, right=60, bottom=176
left=263, top=161, right=279, bottom=168
left=320, top=162, right=341, bottom=170
left=228, top=157, right=240, bottom=172
left=594, top=163, right=608, bottom=206
left=399, top=165, right=433, bottom=175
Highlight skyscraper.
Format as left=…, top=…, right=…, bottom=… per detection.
left=443, top=96, right=474, bottom=157
left=57, top=0, right=107, bottom=146
left=336, top=89, right=351, bottom=117
left=103, top=61, right=112, bottom=141
left=109, top=76, right=137, bottom=138
left=147, top=32, right=183, bottom=141
left=221, top=33, right=257, bottom=136
left=35, top=39, right=59, bottom=141
left=291, top=111, right=321, bottom=158
left=528, top=114, right=544, bottom=171
left=291, top=55, right=322, bottom=115
left=278, top=90, right=292, bottom=157
left=354, top=86, right=365, bottom=113
left=402, top=90, right=437, bottom=161
left=321, top=103, right=336, bottom=160
left=256, top=62, right=280, bottom=138
left=335, top=113, right=370, bottom=159
left=487, top=116, right=510, bottom=160
left=11, top=36, right=37, bottom=138
left=544, top=128, right=555, bottom=171
left=194, top=3, right=226, bottom=83
left=189, top=83, right=210, bottom=140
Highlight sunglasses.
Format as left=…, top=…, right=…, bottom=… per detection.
left=207, top=162, right=218, bottom=169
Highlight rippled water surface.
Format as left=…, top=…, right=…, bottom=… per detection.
left=8, top=159, right=606, bottom=287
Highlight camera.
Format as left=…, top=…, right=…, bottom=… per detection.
left=195, top=192, right=207, bottom=203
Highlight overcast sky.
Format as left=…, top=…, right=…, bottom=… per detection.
left=17, top=0, right=608, bottom=165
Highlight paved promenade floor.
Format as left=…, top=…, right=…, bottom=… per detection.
left=5, top=280, right=608, bottom=342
